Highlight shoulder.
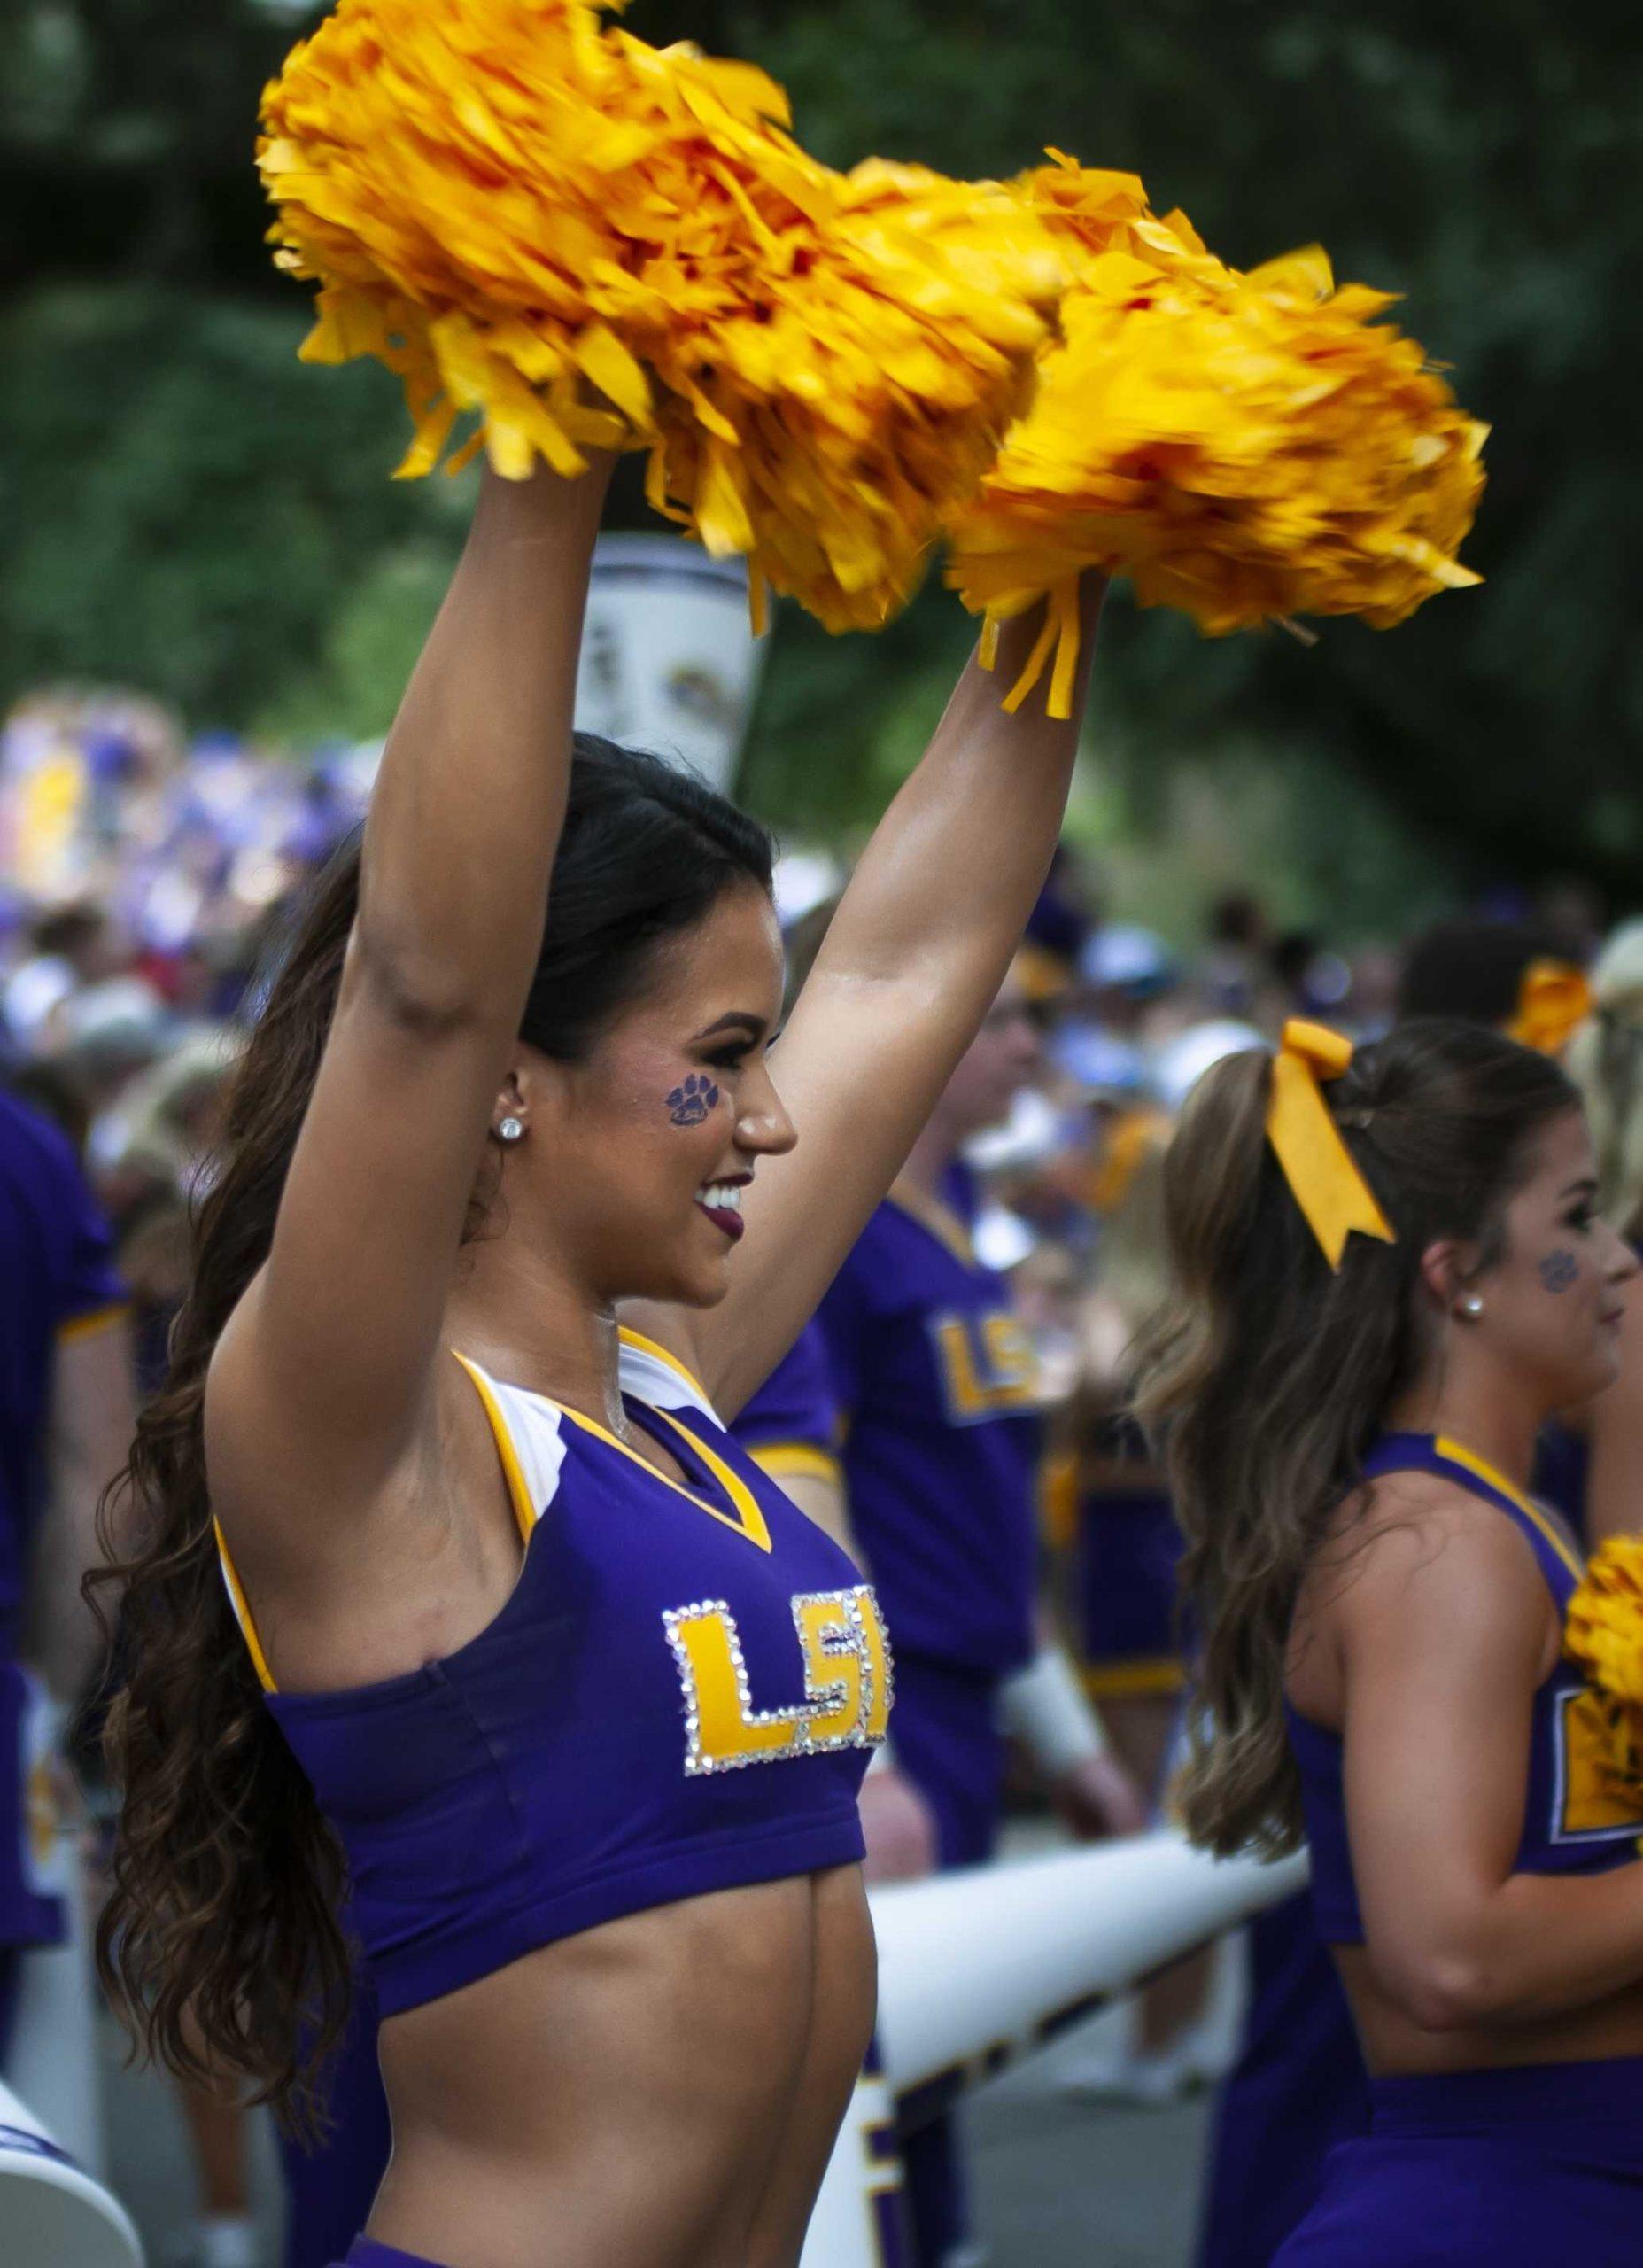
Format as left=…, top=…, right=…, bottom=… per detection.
left=1316, top=1469, right=1554, bottom=1664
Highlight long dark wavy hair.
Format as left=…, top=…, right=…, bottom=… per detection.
left=1135, top=1019, right=1577, bottom=1860
left=89, top=737, right=773, bottom=2131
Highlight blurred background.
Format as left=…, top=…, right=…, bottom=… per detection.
left=1, top=5, right=1639, bottom=2265
left=3, top=0, right=1638, bottom=926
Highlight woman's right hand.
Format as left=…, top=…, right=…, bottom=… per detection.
left=206, top=449, right=613, bottom=1598
left=860, top=1762, right=941, bottom=1884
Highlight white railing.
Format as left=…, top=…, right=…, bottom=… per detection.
left=0, top=1824, right=1301, bottom=2268
left=801, top=1829, right=1307, bottom=2268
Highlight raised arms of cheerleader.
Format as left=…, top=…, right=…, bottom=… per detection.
left=1331, top=1483, right=1643, bottom=2042
left=209, top=460, right=611, bottom=1543
left=649, top=580, right=1105, bottom=1419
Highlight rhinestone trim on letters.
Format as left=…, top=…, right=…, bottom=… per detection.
left=663, top=1584, right=893, bottom=1776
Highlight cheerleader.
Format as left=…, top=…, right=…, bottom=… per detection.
left=93, top=453, right=1106, bottom=2268
left=808, top=956, right=1144, bottom=2266
left=1197, top=930, right=1641, bottom=2268
left=275, top=1325, right=932, bottom=2268
left=1143, top=1016, right=1643, bottom=2264
left=1538, top=922, right=1643, bottom=1545
left=0, top=1085, right=130, bottom=2055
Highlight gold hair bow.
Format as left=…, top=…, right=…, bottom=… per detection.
left=1266, top=1021, right=1395, bottom=1270
left=1507, top=959, right=1593, bottom=1058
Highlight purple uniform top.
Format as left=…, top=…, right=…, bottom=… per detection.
left=732, top=1321, right=843, bottom=1490
left=1290, top=1433, right=1643, bottom=1946
left=0, top=1089, right=127, bottom=1949
left=221, top=1332, right=890, bottom=2017
left=0, top=1090, right=127, bottom=1641
left=815, top=1163, right=1042, bottom=1678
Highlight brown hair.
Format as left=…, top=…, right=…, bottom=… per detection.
left=89, top=740, right=775, bottom=2131
left=1135, top=1019, right=1577, bottom=1859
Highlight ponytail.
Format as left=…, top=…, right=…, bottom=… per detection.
left=1135, top=1020, right=1577, bottom=1856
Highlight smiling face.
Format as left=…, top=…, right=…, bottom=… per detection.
left=496, top=879, right=794, bottom=1309
left=1460, top=1107, right=1638, bottom=1408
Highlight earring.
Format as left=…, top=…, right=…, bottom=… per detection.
left=497, top=1116, right=524, bottom=1144
left=1461, top=1293, right=1484, bottom=1318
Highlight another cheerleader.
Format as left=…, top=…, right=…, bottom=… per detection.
left=1541, top=922, right=1643, bottom=1545
left=807, top=953, right=1144, bottom=2265
left=94, top=452, right=1105, bottom=2268
left=1143, top=1017, right=1643, bottom=2264
left=0, top=1086, right=130, bottom=2055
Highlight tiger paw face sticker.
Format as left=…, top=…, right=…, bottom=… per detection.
left=667, top=1075, right=720, bottom=1128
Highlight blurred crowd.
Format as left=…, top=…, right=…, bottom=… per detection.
left=1, top=691, right=378, bottom=1390
left=4, top=684, right=1642, bottom=2264
left=0, top=681, right=1629, bottom=1568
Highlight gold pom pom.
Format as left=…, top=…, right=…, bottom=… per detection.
left=1567, top=1539, right=1643, bottom=1801
left=945, top=156, right=1488, bottom=716
left=259, top=0, right=1064, bottom=632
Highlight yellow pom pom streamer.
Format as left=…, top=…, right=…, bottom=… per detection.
left=945, top=156, right=1488, bottom=716
left=1507, top=959, right=1594, bottom=1059
left=1567, top=1539, right=1643, bottom=1805
left=259, top=0, right=1065, bottom=632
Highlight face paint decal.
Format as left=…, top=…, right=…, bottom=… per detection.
left=1538, top=1249, right=1579, bottom=1294
left=667, top=1075, right=720, bottom=1129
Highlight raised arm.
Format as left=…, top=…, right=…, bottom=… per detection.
left=689, top=583, right=1104, bottom=1416
left=27, top=1315, right=137, bottom=1703
left=209, top=458, right=611, bottom=1542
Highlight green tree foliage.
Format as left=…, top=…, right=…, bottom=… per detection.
left=1, top=0, right=1637, bottom=895
left=0, top=284, right=469, bottom=732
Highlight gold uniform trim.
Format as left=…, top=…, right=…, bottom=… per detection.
left=215, top=1350, right=545, bottom=1697
left=748, top=1442, right=844, bottom=1488
left=453, top=1353, right=541, bottom=1546
left=1081, top=1655, right=1186, bottom=1700
left=887, top=1177, right=977, bottom=1269
left=58, top=1301, right=130, bottom=1345
left=1433, top=1434, right=1584, bottom=1583
left=616, top=1324, right=713, bottom=1404
left=215, top=1343, right=762, bottom=1697
left=559, top=1397, right=773, bottom=1553
left=213, top=1518, right=276, bottom=1695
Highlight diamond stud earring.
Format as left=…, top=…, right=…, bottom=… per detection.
left=1461, top=1293, right=1484, bottom=1318
left=497, top=1116, right=524, bottom=1144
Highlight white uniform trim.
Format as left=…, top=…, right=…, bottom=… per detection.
left=472, top=1370, right=570, bottom=1526
left=616, top=1329, right=721, bottom=1426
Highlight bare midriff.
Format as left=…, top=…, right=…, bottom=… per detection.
left=367, top=1865, right=875, bottom=2268
left=1336, top=1946, right=1643, bottom=2078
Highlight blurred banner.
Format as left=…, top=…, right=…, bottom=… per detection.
left=574, top=536, right=766, bottom=792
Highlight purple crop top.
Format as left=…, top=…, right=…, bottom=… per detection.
left=217, top=1331, right=889, bottom=2016
left=1288, top=1433, right=1643, bottom=1946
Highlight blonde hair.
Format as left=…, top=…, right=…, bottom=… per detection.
left=1563, top=919, right=1643, bottom=1239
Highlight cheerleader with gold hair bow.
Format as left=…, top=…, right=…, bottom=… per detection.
left=96, top=14, right=1124, bottom=2242
left=1140, top=1014, right=1643, bottom=2268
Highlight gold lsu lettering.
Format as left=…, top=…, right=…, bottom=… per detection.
left=663, top=1585, right=894, bottom=1775
left=929, top=1310, right=1040, bottom=1426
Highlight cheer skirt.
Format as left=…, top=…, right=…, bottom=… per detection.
left=1274, top=2056, right=1643, bottom=2265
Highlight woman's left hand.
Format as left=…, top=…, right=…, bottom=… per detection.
left=1051, top=1751, right=1149, bottom=1840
